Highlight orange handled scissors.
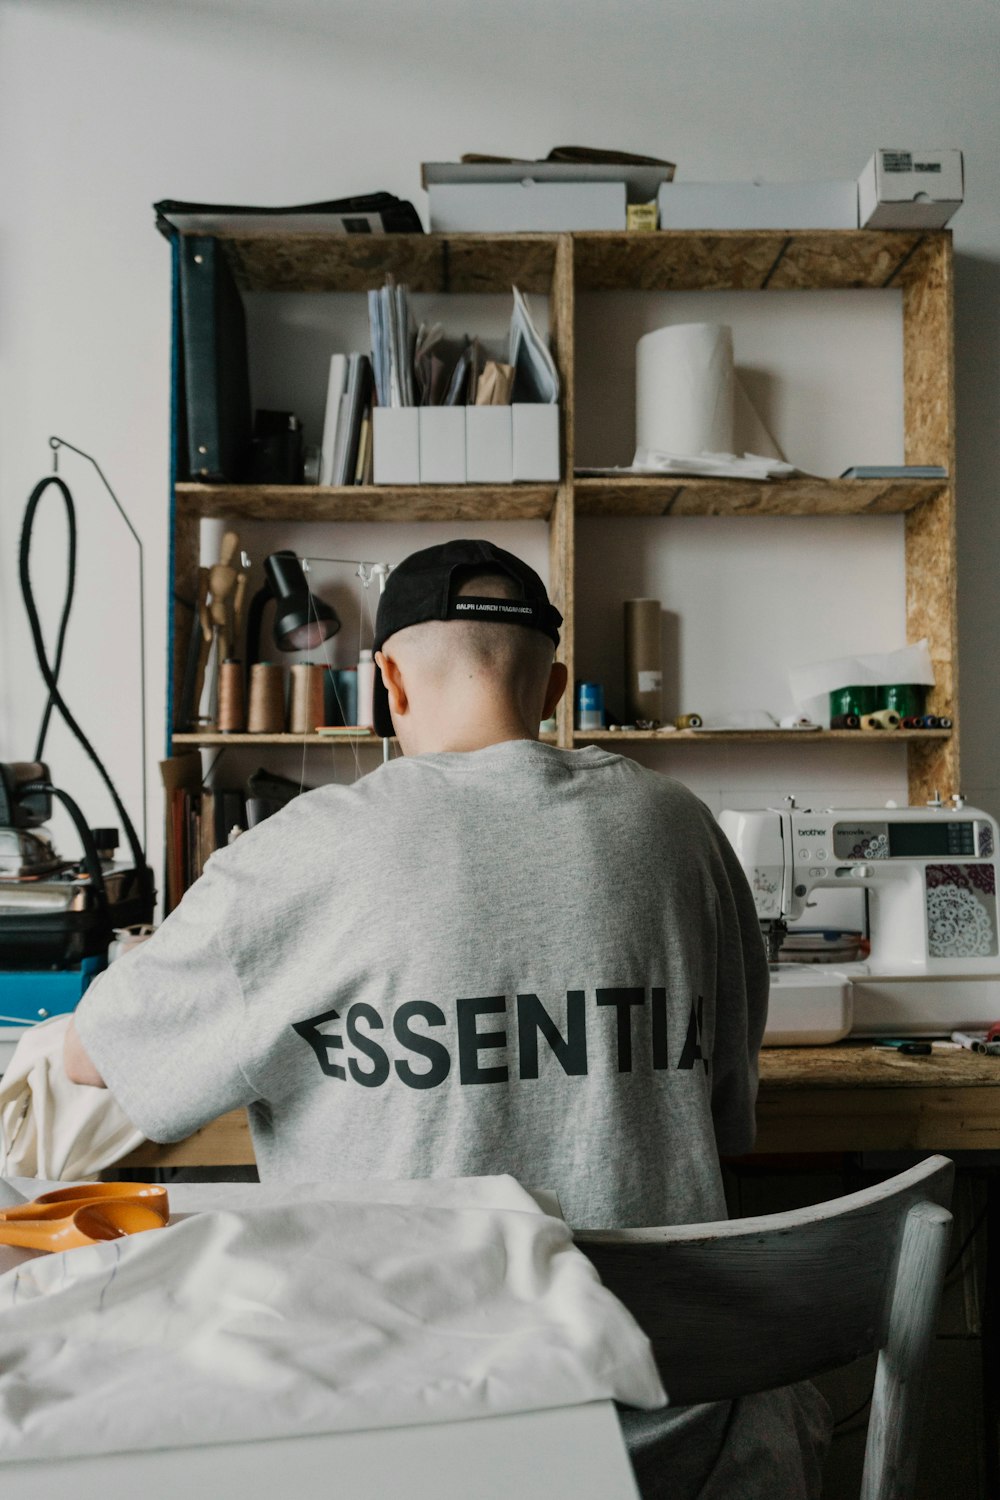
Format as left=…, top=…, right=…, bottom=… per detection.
left=0, top=1182, right=169, bottom=1253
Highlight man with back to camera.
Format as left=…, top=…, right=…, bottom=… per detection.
left=65, top=538, right=830, bottom=1498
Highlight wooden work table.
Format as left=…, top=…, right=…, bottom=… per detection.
left=119, top=1044, right=1000, bottom=1168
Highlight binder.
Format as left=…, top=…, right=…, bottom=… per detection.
left=178, top=235, right=252, bottom=482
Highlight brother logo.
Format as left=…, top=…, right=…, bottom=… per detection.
left=798, top=828, right=826, bottom=837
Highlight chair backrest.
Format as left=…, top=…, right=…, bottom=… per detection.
left=576, top=1155, right=954, bottom=1500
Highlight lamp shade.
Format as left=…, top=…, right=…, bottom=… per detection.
left=264, top=551, right=340, bottom=651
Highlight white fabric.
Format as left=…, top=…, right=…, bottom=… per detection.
left=0, top=1016, right=144, bottom=1178
left=0, top=1175, right=666, bottom=1463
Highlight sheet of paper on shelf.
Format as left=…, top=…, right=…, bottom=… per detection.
left=633, top=449, right=810, bottom=479
left=789, top=639, right=936, bottom=720
left=576, top=451, right=815, bottom=480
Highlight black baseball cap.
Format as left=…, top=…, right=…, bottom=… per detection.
left=371, top=539, right=562, bottom=738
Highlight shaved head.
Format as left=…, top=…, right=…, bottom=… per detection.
left=386, top=573, right=555, bottom=698
left=377, top=572, right=565, bottom=753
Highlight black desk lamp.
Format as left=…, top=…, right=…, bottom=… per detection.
left=246, top=550, right=340, bottom=669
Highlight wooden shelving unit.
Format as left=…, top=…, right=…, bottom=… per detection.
left=169, top=228, right=957, bottom=804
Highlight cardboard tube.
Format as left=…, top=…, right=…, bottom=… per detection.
left=624, top=599, right=662, bottom=724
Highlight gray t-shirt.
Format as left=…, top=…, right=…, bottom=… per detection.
left=76, top=741, right=768, bottom=1230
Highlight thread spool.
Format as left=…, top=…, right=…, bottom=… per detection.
left=217, top=659, right=245, bottom=733
left=830, top=685, right=878, bottom=719
left=675, top=713, right=703, bottom=730
left=624, top=599, right=662, bottom=724
left=936, top=715, right=953, bottom=729
left=247, top=663, right=286, bottom=733
left=289, top=663, right=326, bottom=733
left=830, top=713, right=861, bottom=730
left=902, top=716, right=923, bottom=729
left=880, top=683, right=927, bottom=719
left=862, top=710, right=901, bottom=731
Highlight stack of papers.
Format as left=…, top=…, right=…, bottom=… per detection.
left=577, top=450, right=809, bottom=480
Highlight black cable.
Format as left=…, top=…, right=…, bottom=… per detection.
left=21, top=780, right=109, bottom=925
left=19, top=474, right=154, bottom=913
left=29, top=477, right=77, bottom=761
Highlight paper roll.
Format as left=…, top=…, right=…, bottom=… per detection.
left=636, top=323, right=734, bottom=455
left=624, top=599, right=662, bottom=723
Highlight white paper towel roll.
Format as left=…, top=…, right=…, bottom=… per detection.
left=636, top=323, right=735, bottom=455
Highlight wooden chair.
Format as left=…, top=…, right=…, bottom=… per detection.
left=575, top=1154, right=954, bottom=1500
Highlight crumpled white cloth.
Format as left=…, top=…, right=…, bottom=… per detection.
left=0, top=1175, right=666, bottom=1463
left=0, top=1015, right=144, bottom=1178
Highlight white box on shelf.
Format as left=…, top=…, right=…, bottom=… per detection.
left=657, top=180, right=858, bottom=230
left=428, top=181, right=626, bottom=233
left=466, top=407, right=513, bottom=483
left=512, top=405, right=560, bottom=481
left=419, top=407, right=467, bottom=483
left=373, top=408, right=420, bottom=484
left=858, top=149, right=963, bottom=229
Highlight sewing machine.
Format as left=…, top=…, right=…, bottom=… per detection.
left=719, top=797, right=1000, bottom=1044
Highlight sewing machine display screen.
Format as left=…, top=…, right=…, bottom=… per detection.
left=833, top=821, right=978, bottom=860
left=888, top=822, right=976, bottom=858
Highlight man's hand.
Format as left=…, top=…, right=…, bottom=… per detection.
left=63, top=1018, right=107, bottom=1088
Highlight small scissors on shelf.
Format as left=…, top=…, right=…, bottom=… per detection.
left=0, top=1182, right=169, bottom=1253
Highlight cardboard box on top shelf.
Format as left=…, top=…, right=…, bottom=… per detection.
left=858, top=149, right=963, bottom=229
left=657, top=180, right=858, bottom=230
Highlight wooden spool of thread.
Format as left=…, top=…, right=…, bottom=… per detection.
left=247, top=663, right=286, bottom=733
left=217, top=659, right=246, bottom=733
left=289, top=663, right=326, bottom=734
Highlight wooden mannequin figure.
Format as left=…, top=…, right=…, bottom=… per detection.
left=198, top=531, right=247, bottom=725
left=207, top=530, right=244, bottom=665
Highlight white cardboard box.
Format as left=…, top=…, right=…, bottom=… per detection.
left=428, top=181, right=626, bottom=233
left=419, top=407, right=467, bottom=483
left=512, top=404, right=560, bottom=481
left=858, top=149, right=964, bottom=229
left=373, top=408, right=420, bottom=484
left=467, top=407, right=513, bottom=483
left=657, top=180, right=858, bottom=230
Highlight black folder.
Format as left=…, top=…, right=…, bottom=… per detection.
left=178, top=235, right=252, bottom=482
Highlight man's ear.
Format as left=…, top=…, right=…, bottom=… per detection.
left=375, top=650, right=408, bottom=722
left=542, top=661, right=569, bottom=719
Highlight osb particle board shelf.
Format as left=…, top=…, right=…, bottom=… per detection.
left=175, top=483, right=560, bottom=524
left=572, top=229, right=933, bottom=292
left=574, top=476, right=948, bottom=518
left=574, top=730, right=951, bottom=745
left=173, top=732, right=559, bottom=747
left=172, top=732, right=389, bottom=748
left=215, top=228, right=936, bottom=296
left=218, top=232, right=558, bottom=295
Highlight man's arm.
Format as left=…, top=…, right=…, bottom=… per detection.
left=63, top=1017, right=107, bottom=1088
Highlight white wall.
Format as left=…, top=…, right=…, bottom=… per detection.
left=1, top=0, right=998, bottom=897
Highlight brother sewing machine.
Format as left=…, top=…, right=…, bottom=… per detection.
left=719, top=796, right=1000, bottom=1045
